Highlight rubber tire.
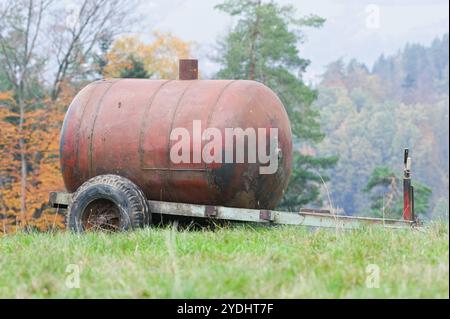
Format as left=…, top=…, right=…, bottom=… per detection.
left=67, top=174, right=150, bottom=232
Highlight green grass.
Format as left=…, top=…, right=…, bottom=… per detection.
left=0, top=222, right=448, bottom=298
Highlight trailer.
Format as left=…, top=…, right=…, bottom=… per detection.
left=49, top=149, right=419, bottom=231
left=50, top=60, right=419, bottom=232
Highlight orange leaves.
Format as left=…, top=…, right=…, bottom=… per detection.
left=103, top=32, right=193, bottom=79
left=0, top=107, right=19, bottom=179
left=23, top=105, right=65, bottom=220
left=0, top=97, right=65, bottom=234
left=0, top=91, right=14, bottom=103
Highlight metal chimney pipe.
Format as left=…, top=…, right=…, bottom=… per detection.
left=179, top=59, right=198, bottom=80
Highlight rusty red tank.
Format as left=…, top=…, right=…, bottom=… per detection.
left=60, top=64, right=292, bottom=210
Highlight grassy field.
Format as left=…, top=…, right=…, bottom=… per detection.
left=0, top=222, right=448, bottom=298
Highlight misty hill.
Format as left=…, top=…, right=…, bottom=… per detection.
left=315, top=34, right=449, bottom=218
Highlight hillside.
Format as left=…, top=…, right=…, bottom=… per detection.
left=315, top=34, right=449, bottom=218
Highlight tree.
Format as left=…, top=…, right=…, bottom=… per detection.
left=316, top=35, right=448, bottom=218
left=364, top=166, right=432, bottom=219
left=48, top=0, right=138, bottom=100
left=119, top=55, right=150, bottom=79
left=214, top=0, right=337, bottom=211
left=0, top=91, right=65, bottom=232
left=92, top=31, right=114, bottom=77
left=0, top=0, right=51, bottom=223
left=0, top=0, right=137, bottom=232
left=0, top=91, right=16, bottom=229
left=103, top=32, right=192, bottom=79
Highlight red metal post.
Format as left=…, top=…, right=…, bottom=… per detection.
left=403, top=148, right=414, bottom=221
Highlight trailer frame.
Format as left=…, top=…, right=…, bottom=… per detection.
left=49, top=148, right=420, bottom=231
left=49, top=191, right=418, bottom=230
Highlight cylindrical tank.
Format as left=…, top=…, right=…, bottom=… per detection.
left=60, top=78, right=292, bottom=209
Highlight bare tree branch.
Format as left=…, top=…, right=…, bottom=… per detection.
left=49, top=0, right=138, bottom=100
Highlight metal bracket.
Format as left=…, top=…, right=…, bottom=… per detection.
left=259, top=210, right=274, bottom=222
left=48, top=191, right=72, bottom=208
left=205, top=205, right=218, bottom=218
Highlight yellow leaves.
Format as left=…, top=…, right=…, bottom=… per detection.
left=146, top=31, right=192, bottom=79
left=103, top=31, right=193, bottom=79
left=103, top=36, right=142, bottom=78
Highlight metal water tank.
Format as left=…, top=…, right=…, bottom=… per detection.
left=60, top=60, right=292, bottom=209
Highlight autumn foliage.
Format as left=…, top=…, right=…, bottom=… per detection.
left=103, top=32, right=192, bottom=79
left=0, top=30, right=192, bottom=234
left=0, top=0, right=192, bottom=235
left=0, top=91, right=68, bottom=233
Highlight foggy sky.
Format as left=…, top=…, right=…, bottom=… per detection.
left=135, top=0, right=449, bottom=82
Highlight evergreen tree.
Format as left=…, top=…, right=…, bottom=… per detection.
left=119, top=55, right=151, bottom=79
left=93, top=31, right=114, bottom=78
left=214, top=0, right=337, bottom=211
left=364, top=166, right=432, bottom=219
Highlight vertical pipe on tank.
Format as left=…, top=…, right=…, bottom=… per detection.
left=179, top=59, right=198, bottom=80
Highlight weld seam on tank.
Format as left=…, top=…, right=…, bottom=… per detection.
left=204, top=80, right=237, bottom=195
left=248, top=82, right=274, bottom=126
left=205, top=80, right=237, bottom=130
left=163, top=80, right=198, bottom=202
left=63, top=81, right=98, bottom=177
left=138, top=79, right=172, bottom=168
left=88, top=79, right=123, bottom=177
left=76, top=81, right=110, bottom=180
left=139, top=79, right=173, bottom=201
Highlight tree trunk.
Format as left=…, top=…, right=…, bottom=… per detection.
left=18, top=95, right=27, bottom=226
left=0, top=179, right=6, bottom=216
left=248, top=0, right=261, bottom=80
